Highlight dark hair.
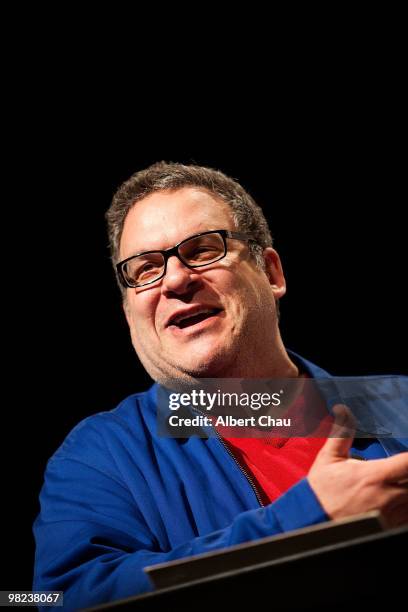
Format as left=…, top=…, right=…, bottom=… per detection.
left=106, top=161, right=273, bottom=292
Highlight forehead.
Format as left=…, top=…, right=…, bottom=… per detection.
left=120, top=187, right=235, bottom=258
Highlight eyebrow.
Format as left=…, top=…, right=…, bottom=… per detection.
left=125, top=228, right=223, bottom=259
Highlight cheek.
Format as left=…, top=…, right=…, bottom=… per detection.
left=221, top=284, right=250, bottom=321
left=128, top=294, right=158, bottom=334
left=223, top=272, right=269, bottom=316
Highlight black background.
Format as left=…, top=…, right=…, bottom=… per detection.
left=3, top=102, right=407, bottom=591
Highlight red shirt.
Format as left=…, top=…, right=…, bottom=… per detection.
left=216, top=377, right=334, bottom=505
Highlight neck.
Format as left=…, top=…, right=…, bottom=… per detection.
left=220, top=336, right=299, bottom=379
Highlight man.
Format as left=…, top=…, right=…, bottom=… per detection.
left=33, top=162, right=408, bottom=610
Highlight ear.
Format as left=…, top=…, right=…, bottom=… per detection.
left=262, top=247, right=286, bottom=299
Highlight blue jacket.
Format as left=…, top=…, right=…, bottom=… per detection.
left=33, top=353, right=407, bottom=610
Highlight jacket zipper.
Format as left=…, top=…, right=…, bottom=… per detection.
left=191, top=407, right=265, bottom=508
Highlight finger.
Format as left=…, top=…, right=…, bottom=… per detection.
left=322, top=404, right=356, bottom=459
left=378, top=452, right=408, bottom=484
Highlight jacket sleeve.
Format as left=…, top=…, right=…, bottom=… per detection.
left=33, top=449, right=326, bottom=612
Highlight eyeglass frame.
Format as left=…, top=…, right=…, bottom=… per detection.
left=116, top=229, right=259, bottom=288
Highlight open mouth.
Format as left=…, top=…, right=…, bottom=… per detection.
left=168, top=308, right=222, bottom=330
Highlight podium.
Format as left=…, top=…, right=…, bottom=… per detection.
left=86, top=515, right=407, bottom=611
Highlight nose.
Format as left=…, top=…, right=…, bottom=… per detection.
left=161, top=255, right=201, bottom=295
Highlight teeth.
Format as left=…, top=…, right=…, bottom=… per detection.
left=172, top=308, right=217, bottom=326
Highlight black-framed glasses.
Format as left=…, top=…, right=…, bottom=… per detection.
left=116, top=229, right=257, bottom=288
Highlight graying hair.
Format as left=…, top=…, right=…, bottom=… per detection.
left=106, top=161, right=273, bottom=293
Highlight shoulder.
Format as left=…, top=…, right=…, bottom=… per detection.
left=48, top=384, right=159, bottom=469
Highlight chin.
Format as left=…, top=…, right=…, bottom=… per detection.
left=175, top=344, right=235, bottom=379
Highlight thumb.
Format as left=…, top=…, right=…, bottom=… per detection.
left=321, top=404, right=356, bottom=459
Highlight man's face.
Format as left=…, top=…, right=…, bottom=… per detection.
left=120, top=187, right=286, bottom=385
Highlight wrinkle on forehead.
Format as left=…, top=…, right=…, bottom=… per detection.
left=119, top=187, right=235, bottom=260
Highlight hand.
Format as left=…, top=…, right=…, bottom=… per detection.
left=307, top=405, right=408, bottom=528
